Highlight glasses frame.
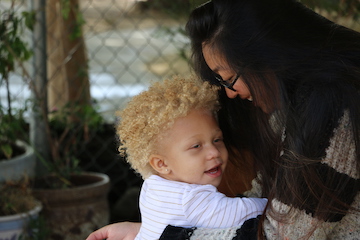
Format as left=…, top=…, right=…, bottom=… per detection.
left=214, top=73, right=241, bottom=91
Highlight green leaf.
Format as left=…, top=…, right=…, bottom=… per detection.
left=1, top=144, right=13, bottom=159
left=22, top=11, right=36, bottom=31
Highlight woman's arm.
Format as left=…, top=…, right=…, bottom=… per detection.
left=86, top=222, right=141, bottom=240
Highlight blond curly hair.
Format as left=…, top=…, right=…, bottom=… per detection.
left=116, top=75, right=220, bottom=179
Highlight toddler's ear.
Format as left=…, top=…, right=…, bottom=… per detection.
left=149, top=154, right=169, bottom=174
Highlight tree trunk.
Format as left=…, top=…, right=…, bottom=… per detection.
left=46, top=0, right=90, bottom=118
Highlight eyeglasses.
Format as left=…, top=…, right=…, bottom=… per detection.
left=214, top=73, right=240, bottom=91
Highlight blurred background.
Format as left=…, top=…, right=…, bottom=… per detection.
left=0, top=0, right=359, bottom=237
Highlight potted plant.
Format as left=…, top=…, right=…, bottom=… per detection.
left=0, top=1, right=36, bottom=183
left=0, top=179, right=43, bottom=240
left=0, top=105, right=36, bottom=183
left=1, top=1, right=111, bottom=239
left=29, top=102, right=111, bottom=240
left=30, top=103, right=111, bottom=239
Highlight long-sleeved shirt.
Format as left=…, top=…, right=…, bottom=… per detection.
left=135, top=175, right=267, bottom=240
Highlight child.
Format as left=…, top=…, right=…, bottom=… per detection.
left=117, top=76, right=267, bottom=240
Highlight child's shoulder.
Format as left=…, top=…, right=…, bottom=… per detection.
left=146, top=175, right=218, bottom=193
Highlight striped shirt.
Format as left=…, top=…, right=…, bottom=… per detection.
left=135, top=175, right=267, bottom=240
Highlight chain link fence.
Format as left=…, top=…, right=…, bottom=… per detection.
left=82, top=0, right=193, bottom=120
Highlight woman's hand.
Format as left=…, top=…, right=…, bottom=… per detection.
left=86, top=222, right=141, bottom=240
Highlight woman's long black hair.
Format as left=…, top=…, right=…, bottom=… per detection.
left=186, top=0, right=360, bottom=237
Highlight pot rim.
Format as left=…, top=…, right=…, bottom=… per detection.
left=0, top=140, right=34, bottom=163
left=33, top=171, right=110, bottom=192
left=0, top=201, right=42, bottom=222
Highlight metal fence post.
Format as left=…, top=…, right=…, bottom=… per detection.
left=30, top=0, right=50, bottom=175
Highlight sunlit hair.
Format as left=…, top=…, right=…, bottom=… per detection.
left=116, top=76, right=220, bottom=179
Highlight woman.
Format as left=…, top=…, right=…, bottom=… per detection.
left=87, top=0, right=360, bottom=239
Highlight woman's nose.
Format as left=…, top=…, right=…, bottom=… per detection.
left=225, top=88, right=238, bottom=99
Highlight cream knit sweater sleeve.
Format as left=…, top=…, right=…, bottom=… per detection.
left=264, top=110, right=360, bottom=239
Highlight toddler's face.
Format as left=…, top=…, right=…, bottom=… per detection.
left=158, top=109, right=228, bottom=187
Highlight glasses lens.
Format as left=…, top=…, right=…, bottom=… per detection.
left=214, top=75, right=223, bottom=84
left=214, top=74, right=239, bottom=88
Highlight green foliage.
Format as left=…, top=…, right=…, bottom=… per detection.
left=0, top=105, right=28, bottom=159
left=298, top=0, right=360, bottom=31
left=49, top=103, right=103, bottom=131
left=19, top=216, right=50, bottom=240
left=70, top=9, right=86, bottom=40
left=0, top=1, right=99, bottom=188
left=0, top=8, right=34, bottom=79
left=300, top=0, right=360, bottom=20
left=148, top=0, right=359, bottom=20
left=61, top=0, right=71, bottom=19
left=61, top=0, right=86, bottom=40
left=35, top=103, right=105, bottom=188
left=0, top=4, right=34, bottom=160
left=1, top=144, right=12, bottom=160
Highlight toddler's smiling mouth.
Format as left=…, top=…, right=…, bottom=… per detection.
left=205, top=166, right=219, bottom=174
left=204, top=165, right=222, bottom=178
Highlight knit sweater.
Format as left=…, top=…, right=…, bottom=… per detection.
left=160, top=111, right=360, bottom=239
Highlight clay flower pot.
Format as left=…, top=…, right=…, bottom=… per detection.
left=32, top=172, right=110, bottom=240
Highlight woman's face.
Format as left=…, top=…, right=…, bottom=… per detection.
left=203, top=44, right=276, bottom=113
left=202, top=44, right=252, bottom=101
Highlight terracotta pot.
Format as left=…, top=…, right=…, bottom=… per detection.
left=0, top=202, right=42, bottom=240
left=32, top=172, right=110, bottom=240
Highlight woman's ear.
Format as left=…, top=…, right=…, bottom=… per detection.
left=149, top=154, right=170, bottom=174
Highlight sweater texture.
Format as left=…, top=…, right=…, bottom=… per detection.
left=160, top=110, right=360, bottom=239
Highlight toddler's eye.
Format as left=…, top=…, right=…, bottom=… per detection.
left=191, top=144, right=200, bottom=149
left=214, top=138, right=223, bottom=143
